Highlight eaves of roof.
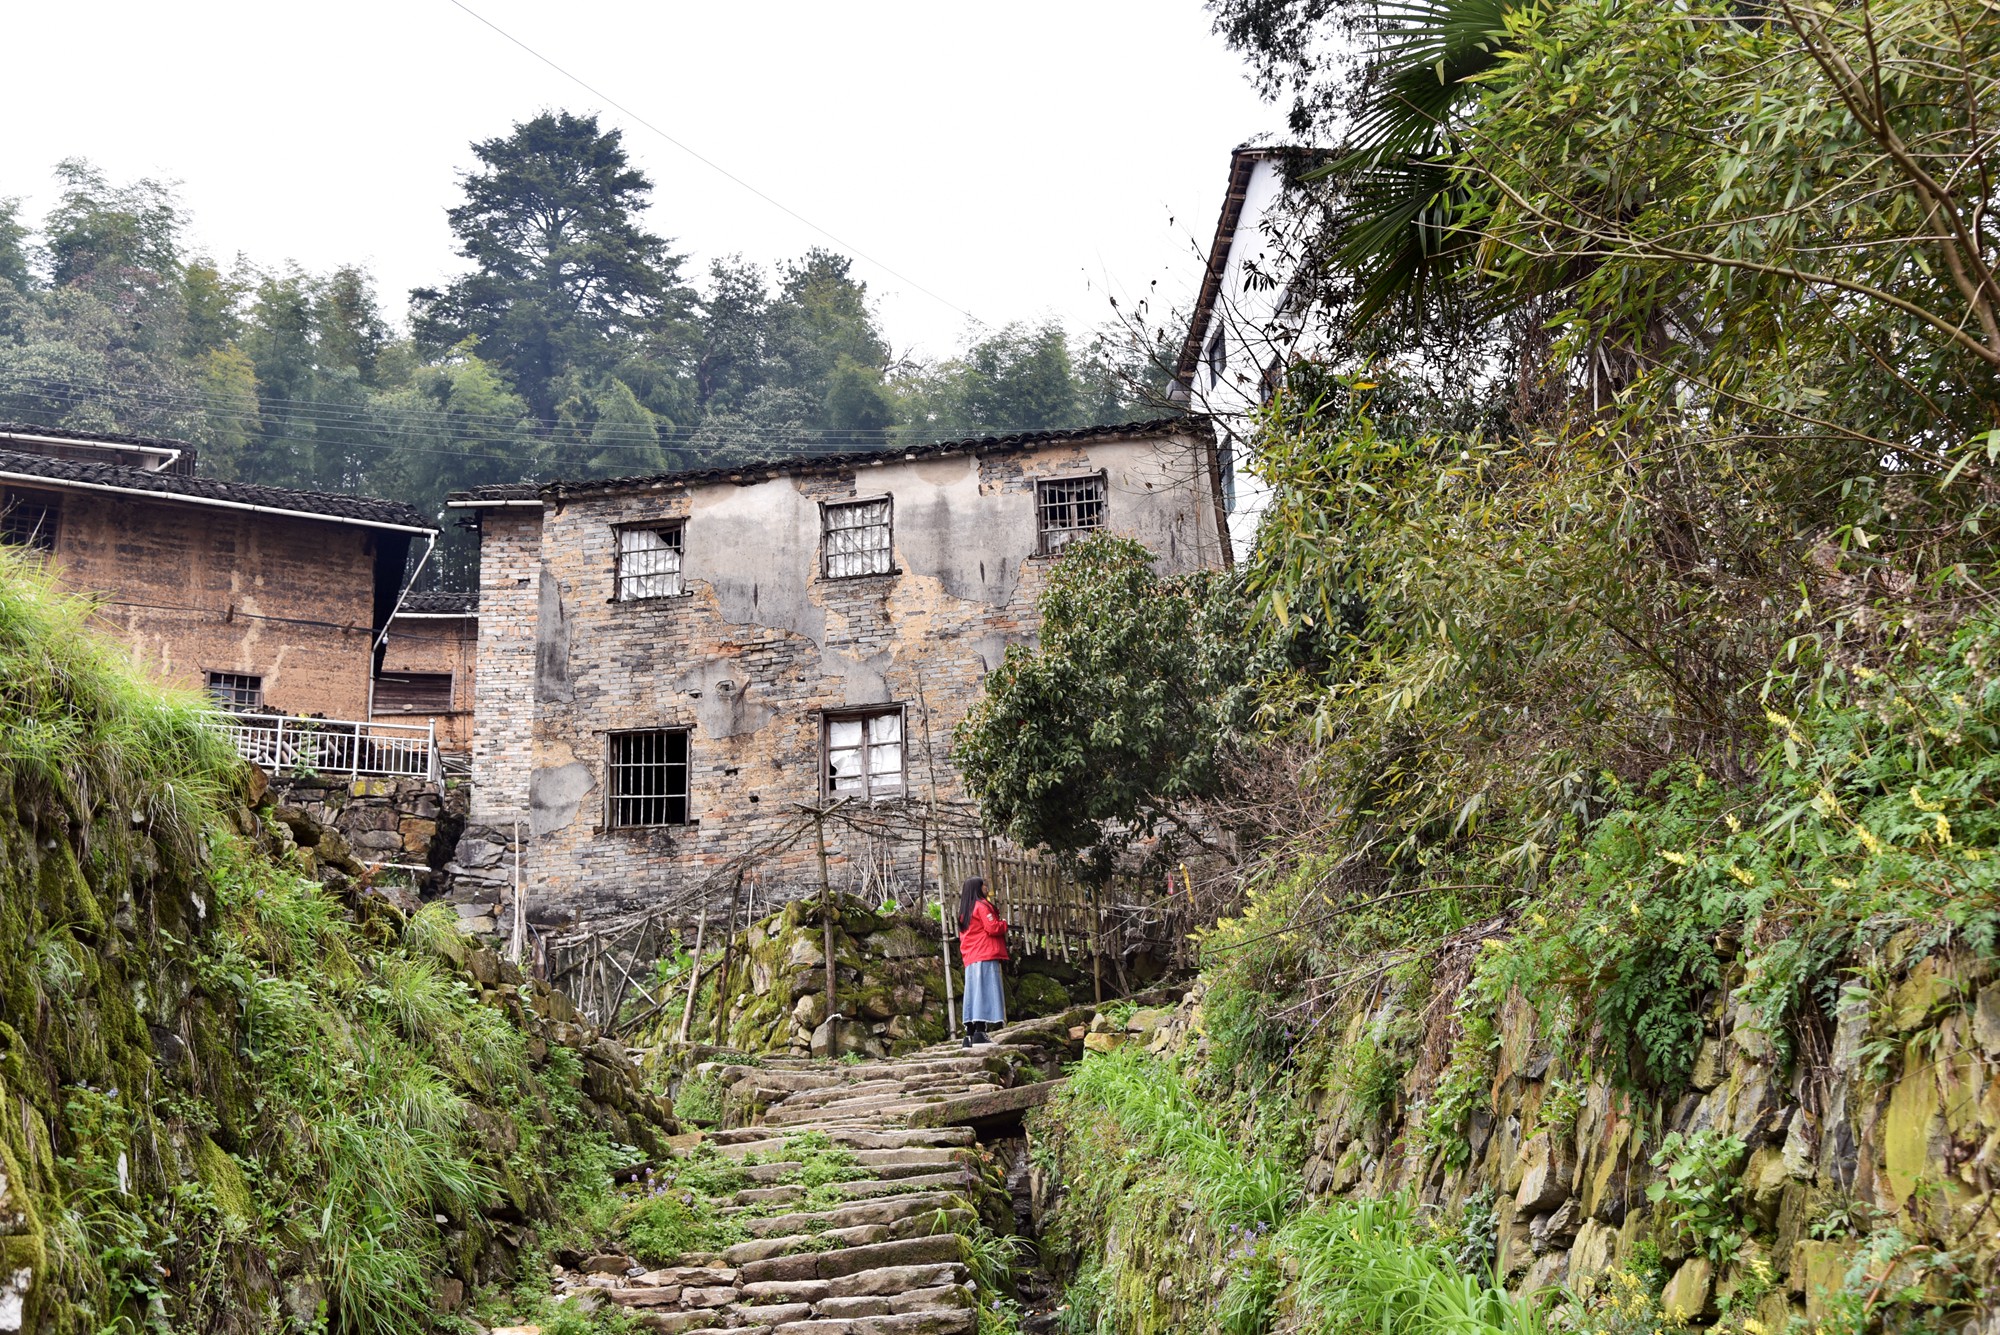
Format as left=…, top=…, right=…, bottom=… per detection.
left=0, top=448, right=433, bottom=533
left=1171, top=145, right=1330, bottom=394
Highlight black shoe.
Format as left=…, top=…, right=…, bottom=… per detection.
left=970, top=1028, right=993, bottom=1045
left=960, top=1031, right=973, bottom=1048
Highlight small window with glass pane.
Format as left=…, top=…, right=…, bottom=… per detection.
left=207, top=671, right=263, bottom=711
left=822, top=497, right=892, bottom=578
left=615, top=524, right=684, bottom=600
left=823, top=709, right=904, bottom=800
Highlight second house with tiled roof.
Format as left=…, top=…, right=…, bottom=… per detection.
left=449, top=417, right=1228, bottom=932
left=0, top=422, right=434, bottom=724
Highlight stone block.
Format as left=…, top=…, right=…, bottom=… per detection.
left=1661, top=1257, right=1713, bottom=1321
left=1791, top=1240, right=1857, bottom=1318
left=400, top=817, right=438, bottom=853
left=1690, top=1038, right=1726, bottom=1092
left=1513, top=1132, right=1574, bottom=1212
left=1083, top=1032, right=1124, bottom=1054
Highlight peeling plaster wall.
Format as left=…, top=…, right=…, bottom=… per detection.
left=504, top=428, right=1222, bottom=928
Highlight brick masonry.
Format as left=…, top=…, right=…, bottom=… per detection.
left=465, top=425, right=1227, bottom=930
left=21, top=486, right=393, bottom=719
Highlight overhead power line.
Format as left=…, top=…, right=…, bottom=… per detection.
left=444, top=0, right=985, bottom=330
left=0, top=369, right=1161, bottom=461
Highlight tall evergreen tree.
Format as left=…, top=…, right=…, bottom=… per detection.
left=410, top=111, right=692, bottom=424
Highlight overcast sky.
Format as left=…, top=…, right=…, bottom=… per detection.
left=0, top=1, right=1283, bottom=359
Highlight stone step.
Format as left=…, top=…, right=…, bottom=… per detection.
left=741, top=1190, right=961, bottom=1239
left=766, top=1312, right=976, bottom=1335
left=714, top=1128, right=973, bottom=1158
left=738, top=1233, right=967, bottom=1287
left=727, top=1209, right=978, bottom=1265
left=736, top=1150, right=970, bottom=1184
left=762, top=1092, right=998, bottom=1125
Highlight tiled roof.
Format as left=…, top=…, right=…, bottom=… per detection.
left=0, top=448, right=432, bottom=531
left=446, top=482, right=543, bottom=505
left=448, top=417, right=1207, bottom=505
left=0, top=420, right=196, bottom=453
left=397, top=590, right=479, bottom=615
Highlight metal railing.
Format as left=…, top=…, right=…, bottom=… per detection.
left=216, top=712, right=440, bottom=782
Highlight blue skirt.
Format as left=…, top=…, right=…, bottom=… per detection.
left=962, top=960, right=1006, bottom=1025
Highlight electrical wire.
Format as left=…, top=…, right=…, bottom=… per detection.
left=444, top=0, right=986, bottom=330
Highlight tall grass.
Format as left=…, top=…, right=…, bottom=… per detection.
left=1057, top=1048, right=1546, bottom=1335
left=1065, top=1046, right=1297, bottom=1230
left=1283, top=1196, right=1548, bottom=1335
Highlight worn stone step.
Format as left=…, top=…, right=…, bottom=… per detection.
left=715, top=1128, right=973, bottom=1159
left=739, top=1303, right=816, bottom=1327
left=738, top=1233, right=967, bottom=1287
left=763, top=1094, right=997, bottom=1125
left=770, top=1303, right=977, bottom=1335
left=742, top=1190, right=961, bottom=1239
left=729, top=1209, right=977, bottom=1264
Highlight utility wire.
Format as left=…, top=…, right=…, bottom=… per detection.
left=445, top=0, right=985, bottom=330
left=0, top=369, right=1158, bottom=456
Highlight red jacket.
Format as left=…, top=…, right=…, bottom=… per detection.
left=960, top=898, right=1010, bottom=964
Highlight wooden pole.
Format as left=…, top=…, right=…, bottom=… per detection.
left=816, top=807, right=837, bottom=1023
left=1091, top=879, right=1103, bottom=1004
left=677, top=904, right=708, bottom=1044
left=711, top=871, right=744, bottom=1040
left=508, top=820, right=525, bottom=965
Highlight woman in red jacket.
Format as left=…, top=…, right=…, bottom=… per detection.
left=956, top=876, right=1008, bottom=1046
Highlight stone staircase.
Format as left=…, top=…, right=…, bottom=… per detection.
left=543, top=1017, right=1076, bottom=1335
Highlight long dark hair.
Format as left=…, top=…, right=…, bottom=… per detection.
left=957, top=876, right=986, bottom=932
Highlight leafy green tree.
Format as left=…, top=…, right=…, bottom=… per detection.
left=953, top=535, right=1252, bottom=858
left=411, top=111, right=693, bottom=424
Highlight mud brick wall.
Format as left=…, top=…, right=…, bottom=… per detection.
left=32, top=488, right=386, bottom=719
left=479, top=428, right=1225, bottom=931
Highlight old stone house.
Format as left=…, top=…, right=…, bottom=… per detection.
left=0, top=422, right=433, bottom=721
left=450, top=417, right=1227, bottom=931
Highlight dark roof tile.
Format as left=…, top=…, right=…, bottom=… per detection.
left=0, top=448, right=431, bottom=531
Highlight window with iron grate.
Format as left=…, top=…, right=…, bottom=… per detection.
left=616, top=524, right=684, bottom=600
left=0, top=491, right=60, bottom=553
left=609, top=729, right=690, bottom=827
left=823, top=709, right=904, bottom=800
left=207, top=671, right=263, bottom=711
left=1035, top=475, right=1106, bottom=554
left=822, top=497, right=893, bottom=578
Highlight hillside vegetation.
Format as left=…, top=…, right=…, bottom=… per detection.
left=959, top=0, right=2000, bottom=1330
left=0, top=553, right=666, bottom=1333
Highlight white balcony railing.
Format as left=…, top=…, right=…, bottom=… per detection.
left=216, top=713, right=440, bottom=782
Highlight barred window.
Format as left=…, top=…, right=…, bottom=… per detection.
left=609, top=730, right=690, bottom=828
left=0, top=491, right=60, bottom=553
left=824, top=710, right=904, bottom=800
left=823, top=497, right=892, bottom=578
left=615, top=525, right=684, bottom=600
left=207, top=671, right=263, bottom=711
left=1035, top=475, right=1106, bottom=554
